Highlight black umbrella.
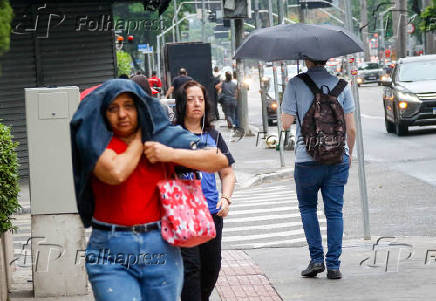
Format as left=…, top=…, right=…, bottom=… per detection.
left=234, top=23, right=364, bottom=61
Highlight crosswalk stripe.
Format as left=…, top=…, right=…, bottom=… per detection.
left=233, top=188, right=292, bottom=195
left=232, top=196, right=298, bottom=203
left=232, top=237, right=308, bottom=249
left=223, top=219, right=326, bottom=232
left=223, top=227, right=327, bottom=243
left=231, top=200, right=298, bottom=208
left=232, top=191, right=295, bottom=198
left=224, top=211, right=324, bottom=223
left=232, top=186, right=288, bottom=195
left=228, top=206, right=299, bottom=216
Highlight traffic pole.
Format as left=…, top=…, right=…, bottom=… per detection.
left=235, top=18, right=252, bottom=136
left=344, top=0, right=371, bottom=240
left=201, top=0, right=206, bottom=42
left=254, top=0, right=269, bottom=136
left=268, top=0, right=273, bottom=26
left=272, top=62, right=285, bottom=167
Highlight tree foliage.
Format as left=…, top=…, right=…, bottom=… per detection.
left=116, top=50, right=133, bottom=76
left=0, top=0, right=13, bottom=56
left=420, top=0, right=436, bottom=32
left=113, top=1, right=194, bottom=50
left=0, top=122, right=20, bottom=233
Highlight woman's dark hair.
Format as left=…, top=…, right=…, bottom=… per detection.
left=174, top=80, right=212, bottom=131
left=131, top=75, right=152, bottom=96
left=225, top=71, right=232, bottom=82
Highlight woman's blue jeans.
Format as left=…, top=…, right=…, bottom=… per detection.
left=85, top=221, right=183, bottom=301
left=294, top=155, right=349, bottom=270
left=222, top=100, right=237, bottom=127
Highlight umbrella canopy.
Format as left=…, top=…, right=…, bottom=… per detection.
left=234, top=23, right=364, bottom=61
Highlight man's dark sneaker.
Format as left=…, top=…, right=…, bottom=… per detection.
left=301, top=262, right=325, bottom=277
left=327, top=269, right=342, bottom=279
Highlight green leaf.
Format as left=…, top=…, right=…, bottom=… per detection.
left=0, top=122, right=21, bottom=233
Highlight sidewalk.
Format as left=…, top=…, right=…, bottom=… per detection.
left=11, top=237, right=436, bottom=300
left=247, top=236, right=436, bottom=301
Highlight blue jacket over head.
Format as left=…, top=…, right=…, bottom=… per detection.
left=70, top=79, right=200, bottom=228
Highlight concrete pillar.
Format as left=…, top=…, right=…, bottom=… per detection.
left=31, top=214, right=87, bottom=298
left=2, top=230, right=14, bottom=291
left=397, top=0, right=407, bottom=58
left=0, top=234, right=8, bottom=301
left=422, top=0, right=435, bottom=54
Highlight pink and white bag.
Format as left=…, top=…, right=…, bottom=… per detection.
left=157, top=171, right=216, bottom=248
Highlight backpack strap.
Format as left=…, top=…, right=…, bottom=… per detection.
left=296, top=73, right=321, bottom=95
left=330, top=79, right=348, bottom=98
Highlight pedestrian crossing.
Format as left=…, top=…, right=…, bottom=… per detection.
left=222, top=184, right=327, bottom=249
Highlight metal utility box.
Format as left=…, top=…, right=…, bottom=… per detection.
left=25, top=87, right=79, bottom=215
left=25, top=87, right=87, bottom=298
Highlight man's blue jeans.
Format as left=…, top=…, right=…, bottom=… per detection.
left=294, top=155, right=349, bottom=270
left=85, top=220, right=183, bottom=301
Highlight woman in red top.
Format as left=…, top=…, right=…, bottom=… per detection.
left=85, top=91, right=228, bottom=301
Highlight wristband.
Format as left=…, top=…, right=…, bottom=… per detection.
left=221, top=195, right=232, bottom=205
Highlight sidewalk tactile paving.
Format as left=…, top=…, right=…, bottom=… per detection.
left=215, top=250, right=283, bottom=301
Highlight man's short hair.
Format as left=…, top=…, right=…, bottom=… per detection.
left=152, top=71, right=157, bottom=76
left=179, top=68, right=187, bottom=75
left=307, top=58, right=328, bottom=66
left=214, top=66, right=219, bottom=72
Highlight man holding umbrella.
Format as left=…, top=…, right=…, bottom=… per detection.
left=281, top=58, right=356, bottom=279
left=234, top=23, right=363, bottom=279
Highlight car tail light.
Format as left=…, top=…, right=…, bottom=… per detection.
left=399, top=101, right=408, bottom=109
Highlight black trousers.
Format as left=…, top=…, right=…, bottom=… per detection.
left=181, top=214, right=223, bottom=301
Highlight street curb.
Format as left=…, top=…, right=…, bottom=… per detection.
left=238, top=168, right=294, bottom=189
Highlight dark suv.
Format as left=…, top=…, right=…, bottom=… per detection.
left=382, top=54, right=436, bottom=136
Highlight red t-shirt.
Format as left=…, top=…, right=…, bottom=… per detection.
left=148, top=76, right=162, bottom=88
left=92, top=137, right=168, bottom=226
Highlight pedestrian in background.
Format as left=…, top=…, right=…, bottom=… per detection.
left=131, top=75, right=172, bottom=119
left=131, top=74, right=153, bottom=96
left=212, top=66, right=221, bottom=120
left=148, top=70, right=162, bottom=93
left=70, top=79, right=229, bottom=301
left=281, top=58, right=356, bottom=280
left=216, top=72, right=238, bottom=129
left=232, top=71, right=240, bottom=128
left=166, top=68, right=193, bottom=98
left=175, top=80, right=236, bottom=301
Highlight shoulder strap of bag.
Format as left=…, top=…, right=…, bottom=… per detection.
left=329, top=79, right=348, bottom=98
left=295, top=73, right=319, bottom=127
left=297, top=73, right=321, bottom=95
